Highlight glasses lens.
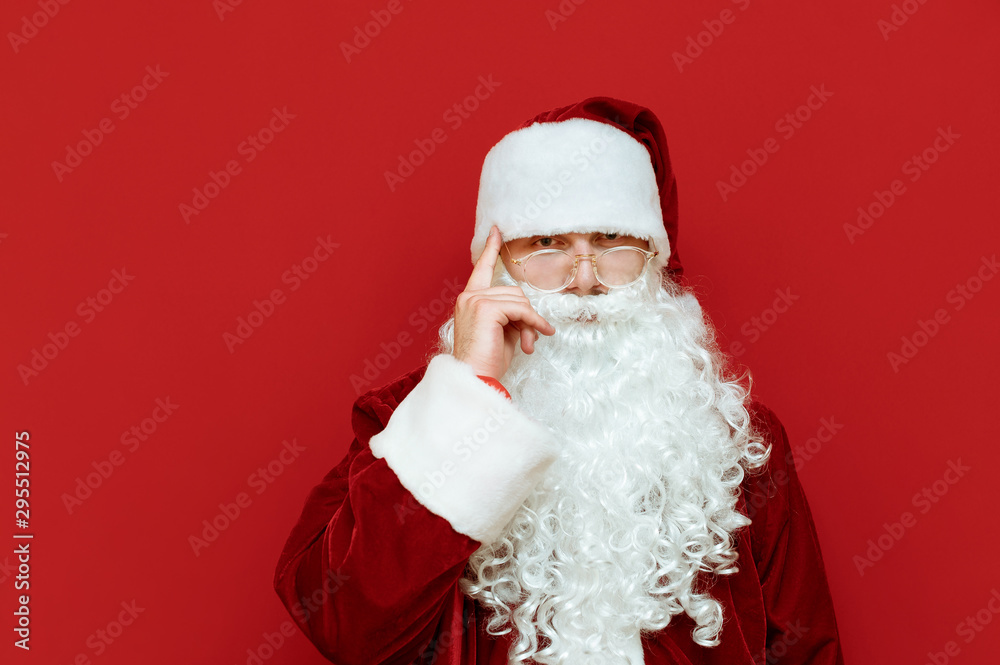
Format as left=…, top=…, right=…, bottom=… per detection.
left=518, top=247, right=649, bottom=290
left=596, top=247, right=646, bottom=286
left=522, top=251, right=575, bottom=290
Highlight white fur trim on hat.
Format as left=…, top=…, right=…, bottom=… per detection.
left=472, top=117, right=669, bottom=272
left=368, top=353, right=560, bottom=544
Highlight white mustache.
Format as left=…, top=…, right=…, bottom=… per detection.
left=497, top=268, right=649, bottom=326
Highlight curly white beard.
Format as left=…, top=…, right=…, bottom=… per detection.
left=434, top=266, right=770, bottom=665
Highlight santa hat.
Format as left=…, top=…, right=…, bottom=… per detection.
left=472, top=96, right=683, bottom=278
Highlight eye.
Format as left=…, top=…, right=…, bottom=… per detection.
left=534, top=237, right=557, bottom=248
left=598, top=233, right=629, bottom=245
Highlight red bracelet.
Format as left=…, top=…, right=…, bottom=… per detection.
left=476, top=375, right=511, bottom=400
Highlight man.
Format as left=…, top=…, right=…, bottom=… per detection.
left=273, top=97, right=845, bottom=664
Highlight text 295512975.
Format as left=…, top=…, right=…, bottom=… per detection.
left=14, top=430, right=32, bottom=651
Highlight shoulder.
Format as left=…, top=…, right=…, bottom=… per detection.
left=741, top=396, right=794, bottom=489
left=746, top=398, right=786, bottom=450
left=740, top=398, right=798, bottom=567
left=744, top=397, right=793, bottom=481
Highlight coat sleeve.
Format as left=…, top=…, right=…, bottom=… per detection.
left=746, top=403, right=846, bottom=665
left=272, top=353, right=560, bottom=665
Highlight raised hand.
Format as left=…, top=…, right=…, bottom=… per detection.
left=452, top=225, right=556, bottom=380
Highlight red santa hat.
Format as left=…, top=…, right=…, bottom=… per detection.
left=472, top=96, right=683, bottom=278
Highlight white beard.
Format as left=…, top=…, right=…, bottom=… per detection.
left=435, top=266, right=770, bottom=664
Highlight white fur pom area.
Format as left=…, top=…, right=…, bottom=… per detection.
left=472, top=117, right=669, bottom=272
left=368, top=353, right=560, bottom=544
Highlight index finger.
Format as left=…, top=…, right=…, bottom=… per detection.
left=466, top=224, right=503, bottom=291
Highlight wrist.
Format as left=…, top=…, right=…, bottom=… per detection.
left=451, top=352, right=493, bottom=380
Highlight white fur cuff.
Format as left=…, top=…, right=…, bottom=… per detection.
left=369, top=353, right=560, bottom=544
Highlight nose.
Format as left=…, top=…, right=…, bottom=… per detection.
left=564, top=247, right=607, bottom=296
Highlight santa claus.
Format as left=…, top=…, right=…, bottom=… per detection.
left=273, top=97, right=845, bottom=665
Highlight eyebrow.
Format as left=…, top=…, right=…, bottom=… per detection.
left=526, top=232, right=612, bottom=240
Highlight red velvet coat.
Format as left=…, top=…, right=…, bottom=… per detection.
left=273, top=361, right=846, bottom=664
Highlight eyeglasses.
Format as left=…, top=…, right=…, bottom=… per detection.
left=503, top=239, right=659, bottom=292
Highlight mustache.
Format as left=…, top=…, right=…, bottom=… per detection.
left=496, top=268, right=651, bottom=326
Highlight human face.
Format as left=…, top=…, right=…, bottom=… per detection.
left=501, top=232, right=651, bottom=296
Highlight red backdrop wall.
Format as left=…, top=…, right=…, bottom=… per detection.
left=2, top=0, right=998, bottom=663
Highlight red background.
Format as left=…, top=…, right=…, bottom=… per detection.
left=2, top=0, right=998, bottom=663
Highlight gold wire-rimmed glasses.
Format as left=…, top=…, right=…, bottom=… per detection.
left=502, top=237, right=659, bottom=293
